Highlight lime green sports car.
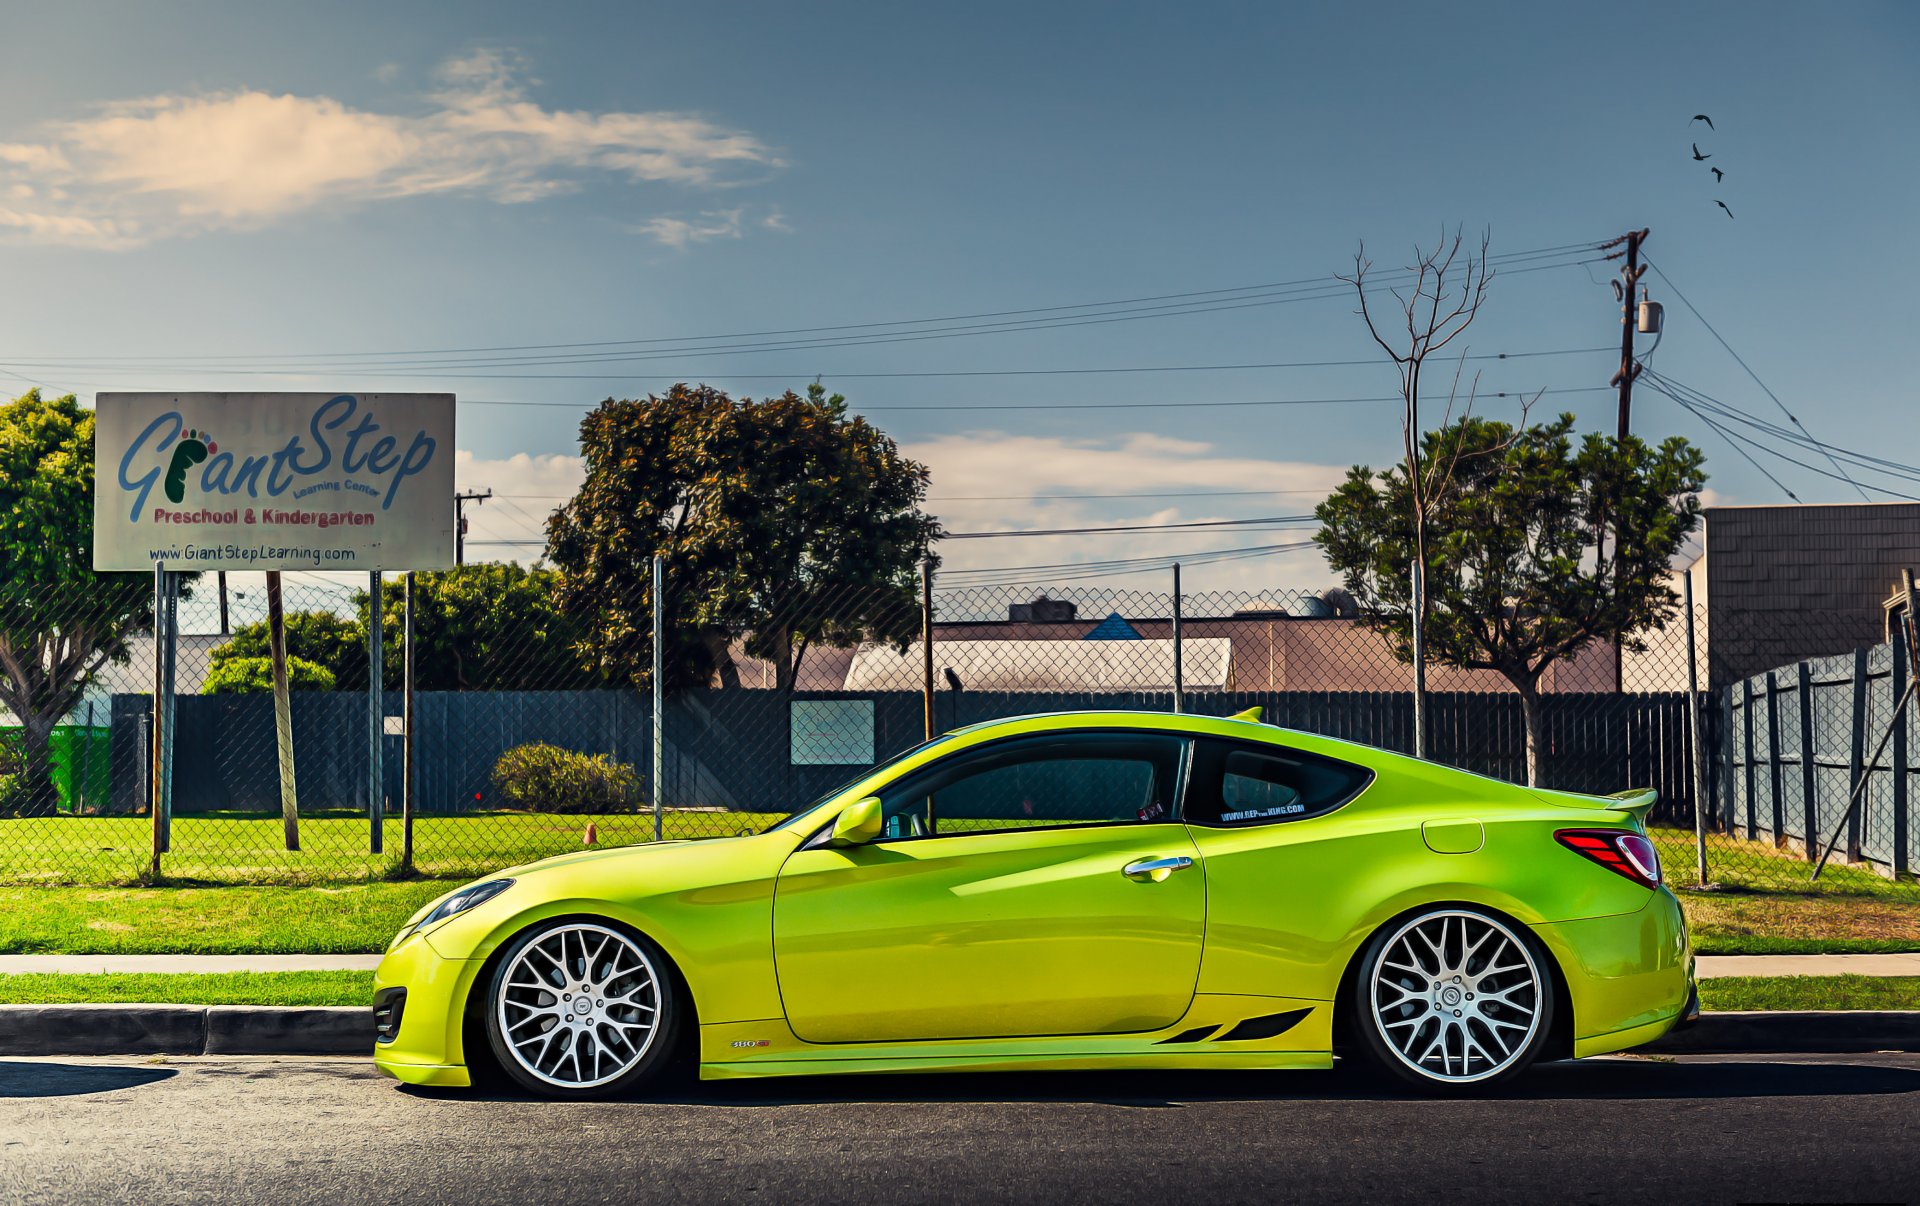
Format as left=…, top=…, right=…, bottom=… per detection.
left=372, top=709, right=1694, bottom=1097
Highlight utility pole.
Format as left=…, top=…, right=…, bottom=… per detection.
left=1599, top=228, right=1650, bottom=691
left=454, top=488, right=492, bottom=566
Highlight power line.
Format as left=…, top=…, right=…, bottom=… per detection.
left=455, top=383, right=1608, bottom=412
left=3, top=263, right=1604, bottom=379
left=0, top=258, right=1607, bottom=381
left=6, top=240, right=1605, bottom=365
left=18, top=346, right=1611, bottom=394
left=942, top=515, right=1319, bottom=540
left=1644, top=377, right=1802, bottom=502
left=487, top=485, right=1344, bottom=503
left=1643, top=369, right=1920, bottom=500
left=1644, top=259, right=1868, bottom=500
left=940, top=539, right=1320, bottom=584
left=421, top=347, right=1614, bottom=387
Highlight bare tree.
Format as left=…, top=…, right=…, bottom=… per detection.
left=1337, top=230, right=1493, bottom=758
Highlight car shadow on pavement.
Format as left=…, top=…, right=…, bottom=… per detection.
left=405, top=1057, right=1920, bottom=1109
left=0, top=1060, right=176, bottom=1099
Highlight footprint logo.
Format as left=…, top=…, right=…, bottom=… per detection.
left=163, top=429, right=216, bottom=504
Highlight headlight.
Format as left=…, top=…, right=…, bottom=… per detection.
left=392, top=878, right=514, bottom=947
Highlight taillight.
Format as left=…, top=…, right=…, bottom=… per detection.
left=1556, top=828, right=1662, bottom=888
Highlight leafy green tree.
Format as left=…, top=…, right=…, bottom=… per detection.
left=0, top=390, right=176, bottom=816
left=1314, top=414, right=1705, bottom=786
left=208, top=610, right=369, bottom=691
left=367, top=562, right=596, bottom=690
left=201, top=655, right=336, bottom=694
left=547, top=384, right=940, bottom=691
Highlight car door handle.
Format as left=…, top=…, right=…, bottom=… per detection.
left=1122, top=855, right=1194, bottom=883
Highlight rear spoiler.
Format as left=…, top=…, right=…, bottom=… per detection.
left=1603, top=789, right=1659, bottom=820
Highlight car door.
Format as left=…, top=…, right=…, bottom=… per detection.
left=772, top=731, right=1205, bottom=1045
left=1179, top=737, right=1378, bottom=1001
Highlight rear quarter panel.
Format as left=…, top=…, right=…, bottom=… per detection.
left=1187, top=743, right=1656, bottom=1002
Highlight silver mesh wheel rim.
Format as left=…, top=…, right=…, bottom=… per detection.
left=1368, top=910, right=1543, bottom=1084
left=495, top=923, right=663, bottom=1090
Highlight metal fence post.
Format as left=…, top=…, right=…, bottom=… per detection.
left=1720, top=688, right=1736, bottom=835
left=651, top=554, right=665, bottom=843
left=1741, top=678, right=1757, bottom=841
left=921, top=556, right=935, bottom=741
left=266, top=570, right=300, bottom=852
left=1684, top=575, right=1706, bottom=885
left=1172, top=563, right=1184, bottom=714
left=368, top=570, right=384, bottom=855
left=1849, top=648, right=1868, bottom=864
left=161, top=569, right=177, bottom=852
left=148, top=563, right=168, bottom=876
left=1797, top=661, right=1817, bottom=861
left=1765, top=671, right=1785, bottom=846
left=1895, top=617, right=1911, bottom=880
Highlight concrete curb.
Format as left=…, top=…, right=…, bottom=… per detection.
left=0, top=1004, right=370, bottom=1057
left=1643, top=1010, right=1920, bottom=1055
left=0, top=1005, right=1914, bottom=1059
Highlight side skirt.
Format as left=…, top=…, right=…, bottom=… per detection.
left=697, top=994, right=1332, bottom=1080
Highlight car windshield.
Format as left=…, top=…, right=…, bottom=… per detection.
left=758, top=733, right=959, bottom=832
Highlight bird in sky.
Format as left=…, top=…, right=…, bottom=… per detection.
left=1715, top=199, right=1734, bottom=219
left=1692, top=114, right=1715, bottom=130
left=1712, top=166, right=1725, bottom=182
left=1692, top=143, right=1712, bottom=161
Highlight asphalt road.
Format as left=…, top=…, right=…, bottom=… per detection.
left=2, top=1054, right=1916, bottom=1205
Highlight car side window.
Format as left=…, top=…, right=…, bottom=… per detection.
left=1184, top=739, right=1371, bottom=827
left=872, top=732, right=1187, bottom=841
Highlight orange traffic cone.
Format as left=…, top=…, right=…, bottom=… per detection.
left=583, top=822, right=599, bottom=846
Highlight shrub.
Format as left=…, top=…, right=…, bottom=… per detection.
left=0, top=730, right=21, bottom=817
left=201, top=655, right=337, bottom=694
left=490, top=742, right=645, bottom=814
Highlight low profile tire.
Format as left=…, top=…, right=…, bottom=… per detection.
left=484, top=919, right=684, bottom=1099
left=1349, top=906, right=1555, bottom=1093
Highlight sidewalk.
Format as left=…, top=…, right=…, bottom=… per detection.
left=1695, top=953, right=1920, bottom=979
left=2, top=952, right=1916, bottom=977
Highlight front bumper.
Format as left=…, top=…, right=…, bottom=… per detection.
left=370, top=930, right=482, bottom=1087
left=1535, top=884, right=1695, bottom=1058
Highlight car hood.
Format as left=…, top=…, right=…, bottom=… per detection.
left=494, top=839, right=695, bottom=879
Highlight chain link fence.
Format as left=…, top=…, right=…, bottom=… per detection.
left=1, top=562, right=1915, bottom=899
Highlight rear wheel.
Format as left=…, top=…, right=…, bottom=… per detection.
left=1350, top=907, right=1553, bottom=1092
left=484, top=920, right=683, bottom=1099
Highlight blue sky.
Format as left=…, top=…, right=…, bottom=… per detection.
left=2, top=0, right=1916, bottom=592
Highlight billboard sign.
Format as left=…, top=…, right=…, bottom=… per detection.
left=93, top=392, right=456, bottom=571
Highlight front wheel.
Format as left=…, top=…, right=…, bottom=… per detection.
left=1350, top=906, right=1554, bottom=1092
left=484, top=920, right=683, bottom=1099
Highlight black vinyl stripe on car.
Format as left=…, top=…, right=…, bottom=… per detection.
left=1217, top=1007, right=1314, bottom=1042
left=1156, top=1025, right=1220, bottom=1044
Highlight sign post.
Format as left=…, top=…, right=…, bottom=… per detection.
left=266, top=571, right=300, bottom=851
left=95, top=393, right=455, bottom=861
left=368, top=571, right=384, bottom=855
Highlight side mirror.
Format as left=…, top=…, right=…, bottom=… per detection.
left=828, top=797, right=885, bottom=848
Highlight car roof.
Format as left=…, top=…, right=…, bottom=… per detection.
left=946, top=709, right=1379, bottom=759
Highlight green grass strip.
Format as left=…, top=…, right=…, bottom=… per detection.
left=0, top=971, right=375, bottom=1007
left=1697, top=974, right=1920, bottom=1012
left=0, top=883, right=446, bottom=955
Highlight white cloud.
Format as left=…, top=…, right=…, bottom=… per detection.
left=453, top=447, right=584, bottom=560
left=445, top=430, right=1346, bottom=593
left=632, top=207, right=744, bottom=248
left=0, top=49, right=781, bottom=248
left=903, top=430, right=1348, bottom=595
